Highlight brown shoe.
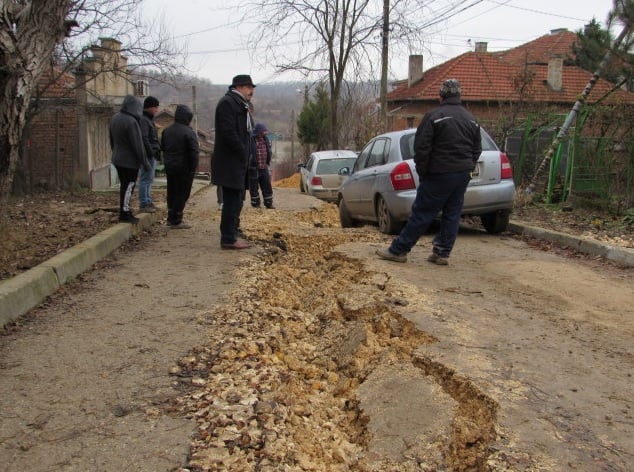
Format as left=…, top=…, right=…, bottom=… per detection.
left=375, top=247, right=407, bottom=263
left=427, top=253, right=449, bottom=265
left=221, top=240, right=252, bottom=250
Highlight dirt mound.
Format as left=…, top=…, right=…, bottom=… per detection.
left=273, top=172, right=301, bottom=188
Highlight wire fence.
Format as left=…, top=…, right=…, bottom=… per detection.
left=490, top=108, right=634, bottom=214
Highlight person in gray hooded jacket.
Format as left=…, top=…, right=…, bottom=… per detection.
left=110, top=95, right=150, bottom=223
left=161, top=104, right=199, bottom=228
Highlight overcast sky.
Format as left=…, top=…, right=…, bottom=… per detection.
left=142, top=0, right=616, bottom=85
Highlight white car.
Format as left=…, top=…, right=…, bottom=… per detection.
left=298, top=150, right=358, bottom=202
left=338, top=128, right=516, bottom=234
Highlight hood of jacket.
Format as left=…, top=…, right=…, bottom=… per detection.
left=120, top=95, right=143, bottom=120
left=174, top=104, right=193, bottom=125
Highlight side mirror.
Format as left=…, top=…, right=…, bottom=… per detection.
left=297, top=163, right=306, bottom=170
left=339, top=167, right=350, bottom=176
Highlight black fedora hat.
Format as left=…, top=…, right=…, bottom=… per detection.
left=231, top=74, right=256, bottom=88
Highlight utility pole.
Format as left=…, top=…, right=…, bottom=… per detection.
left=302, top=84, right=310, bottom=160
left=192, top=85, right=198, bottom=137
left=290, top=109, right=295, bottom=164
left=380, top=0, right=389, bottom=133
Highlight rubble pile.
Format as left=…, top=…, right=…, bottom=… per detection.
left=171, top=202, right=497, bottom=471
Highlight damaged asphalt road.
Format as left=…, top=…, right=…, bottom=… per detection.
left=1, top=186, right=632, bottom=471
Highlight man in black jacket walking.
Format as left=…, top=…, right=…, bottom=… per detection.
left=161, top=104, right=199, bottom=229
left=211, top=74, right=256, bottom=249
left=376, top=79, right=482, bottom=265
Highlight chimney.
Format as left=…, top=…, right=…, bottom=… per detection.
left=408, top=55, right=423, bottom=88
left=547, top=57, right=563, bottom=91
left=475, top=42, right=488, bottom=53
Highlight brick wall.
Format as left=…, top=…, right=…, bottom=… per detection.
left=22, top=103, right=79, bottom=190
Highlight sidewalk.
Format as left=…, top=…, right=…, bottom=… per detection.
left=0, top=178, right=209, bottom=328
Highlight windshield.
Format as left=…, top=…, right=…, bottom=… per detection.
left=316, top=158, right=357, bottom=174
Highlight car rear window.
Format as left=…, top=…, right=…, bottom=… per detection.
left=400, top=133, right=416, bottom=160
left=399, top=128, right=498, bottom=158
left=481, top=129, right=499, bottom=151
left=316, top=158, right=357, bottom=174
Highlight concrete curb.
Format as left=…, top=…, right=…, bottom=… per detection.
left=0, top=181, right=209, bottom=328
left=0, top=214, right=155, bottom=328
left=508, top=221, right=634, bottom=268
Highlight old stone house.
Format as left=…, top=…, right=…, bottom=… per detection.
left=19, top=38, right=214, bottom=194
left=19, top=38, right=140, bottom=193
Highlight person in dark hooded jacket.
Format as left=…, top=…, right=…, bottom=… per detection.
left=110, top=94, right=150, bottom=223
left=161, top=104, right=200, bottom=229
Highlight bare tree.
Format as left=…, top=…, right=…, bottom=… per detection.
left=0, top=0, right=185, bottom=203
left=241, top=0, right=478, bottom=149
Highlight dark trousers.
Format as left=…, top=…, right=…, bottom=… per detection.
left=390, top=170, right=471, bottom=257
left=249, top=167, right=273, bottom=207
left=115, top=165, right=139, bottom=214
left=220, top=186, right=244, bottom=244
left=166, top=165, right=195, bottom=225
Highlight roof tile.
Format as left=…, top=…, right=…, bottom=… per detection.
left=388, top=30, right=634, bottom=105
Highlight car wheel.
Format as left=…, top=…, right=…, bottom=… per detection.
left=377, top=196, right=401, bottom=235
left=480, top=210, right=510, bottom=234
left=339, top=198, right=358, bottom=228
left=299, top=177, right=306, bottom=193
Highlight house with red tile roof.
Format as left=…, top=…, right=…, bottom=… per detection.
left=387, top=29, right=634, bottom=134
left=387, top=29, right=634, bottom=201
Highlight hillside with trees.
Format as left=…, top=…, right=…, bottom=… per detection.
left=145, top=72, right=308, bottom=139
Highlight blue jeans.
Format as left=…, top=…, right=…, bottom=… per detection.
left=138, top=159, right=156, bottom=206
left=390, top=170, right=471, bottom=258
left=220, top=187, right=245, bottom=244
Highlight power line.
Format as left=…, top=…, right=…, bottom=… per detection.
left=483, top=0, right=598, bottom=22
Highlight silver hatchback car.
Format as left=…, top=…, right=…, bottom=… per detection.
left=337, top=128, right=515, bottom=234
left=299, top=150, right=359, bottom=202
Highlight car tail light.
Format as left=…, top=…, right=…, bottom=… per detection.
left=311, top=176, right=323, bottom=186
left=390, top=162, right=416, bottom=190
left=500, top=152, right=513, bottom=180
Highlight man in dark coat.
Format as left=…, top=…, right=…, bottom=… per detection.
left=161, top=104, right=199, bottom=229
left=110, top=94, right=150, bottom=223
left=138, top=96, right=161, bottom=213
left=211, top=74, right=256, bottom=249
left=376, top=78, right=482, bottom=265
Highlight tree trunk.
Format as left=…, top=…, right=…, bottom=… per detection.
left=0, top=1, right=74, bottom=205
left=0, top=74, right=29, bottom=201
